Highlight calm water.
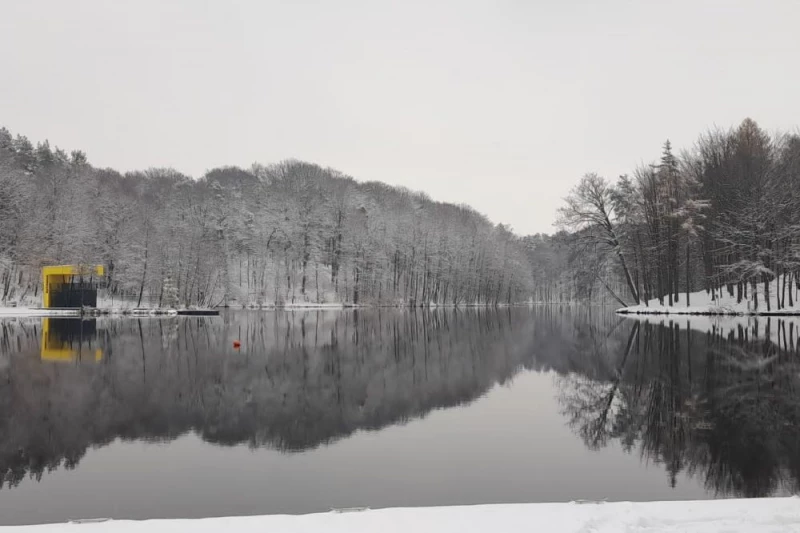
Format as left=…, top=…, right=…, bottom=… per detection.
left=0, top=308, right=798, bottom=525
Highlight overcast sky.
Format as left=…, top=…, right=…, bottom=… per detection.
left=1, top=1, right=798, bottom=234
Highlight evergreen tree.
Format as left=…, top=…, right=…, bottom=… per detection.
left=162, top=273, right=179, bottom=309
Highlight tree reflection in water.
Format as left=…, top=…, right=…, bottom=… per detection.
left=559, top=316, right=800, bottom=497
left=1, top=309, right=799, bottom=499
left=0, top=309, right=538, bottom=489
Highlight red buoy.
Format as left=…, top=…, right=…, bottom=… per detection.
left=233, top=340, right=241, bottom=349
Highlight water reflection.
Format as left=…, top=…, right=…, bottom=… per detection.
left=0, top=309, right=799, bottom=500
left=0, top=309, right=539, bottom=490
left=41, top=318, right=103, bottom=362
left=558, top=316, right=800, bottom=497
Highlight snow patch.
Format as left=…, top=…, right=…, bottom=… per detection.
left=0, top=307, right=81, bottom=317
left=3, top=498, right=799, bottom=532
left=618, top=274, right=800, bottom=316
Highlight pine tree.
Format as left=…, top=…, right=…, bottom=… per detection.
left=162, top=273, right=179, bottom=309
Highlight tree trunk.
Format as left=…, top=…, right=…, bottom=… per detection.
left=137, top=230, right=149, bottom=307
left=752, top=280, right=758, bottom=311
left=685, top=242, right=691, bottom=307
left=595, top=273, right=628, bottom=307
left=615, top=247, right=640, bottom=305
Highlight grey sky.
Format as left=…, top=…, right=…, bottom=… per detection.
left=1, top=0, right=798, bottom=235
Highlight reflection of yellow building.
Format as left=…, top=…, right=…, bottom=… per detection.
left=41, top=318, right=103, bottom=362
left=42, top=265, right=104, bottom=308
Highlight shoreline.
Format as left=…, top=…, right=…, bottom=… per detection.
left=0, top=304, right=530, bottom=319
left=616, top=307, right=800, bottom=317
left=0, top=308, right=216, bottom=318
left=4, top=498, right=799, bottom=532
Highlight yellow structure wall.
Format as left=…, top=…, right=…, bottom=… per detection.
left=42, top=265, right=105, bottom=308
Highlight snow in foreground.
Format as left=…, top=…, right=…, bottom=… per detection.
left=4, top=499, right=800, bottom=533
left=619, top=274, right=800, bottom=315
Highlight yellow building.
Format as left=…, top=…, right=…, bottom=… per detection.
left=42, top=265, right=105, bottom=308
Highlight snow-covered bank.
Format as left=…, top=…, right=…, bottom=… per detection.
left=0, top=308, right=200, bottom=318
left=243, top=302, right=349, bottom=310
left=237, top=302, right=530, bottom=310
left=618, top=275, right=800, bottom=316
left=0, top=307, right=81, bottom=317
left=3, top=499, right=799, bottom=532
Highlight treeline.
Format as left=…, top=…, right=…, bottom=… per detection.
left=0, top=127, right=532, bottom=307
left=522, top=232, right=632, bottom=304
left=557, top=118, right=800, bottom=309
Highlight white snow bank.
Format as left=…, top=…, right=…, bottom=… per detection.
left=619, top=274, right=800, bottom=316
left=4, top=498, right=800, bottom=533
left=244, top=302, right=348, bottom=310
left=0, top=307, right=80, bottom=317
left=0, top=308, right=182, bottom=318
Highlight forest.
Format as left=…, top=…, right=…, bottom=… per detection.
left=536, top=118, right=800, bottom=309
left=2, top=118, right=797, bottom=309
left=0, top=127, right=532, bottom=307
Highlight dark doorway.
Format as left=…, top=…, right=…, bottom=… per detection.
left=50, top=282, right=98, bottom=308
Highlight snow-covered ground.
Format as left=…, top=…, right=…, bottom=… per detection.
left=3, top=499, right=799, bottom=532
left=0, top=307, right=81, bottom=317
left=0, top=307, right=182, bottom=318
left=244, top=302, right=349, bottom=310
left=619, top=275, right=800, bottom=316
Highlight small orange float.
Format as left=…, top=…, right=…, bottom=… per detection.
left=233, top=340, right=241, bottom=349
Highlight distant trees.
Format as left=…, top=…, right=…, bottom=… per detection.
left=0, top=128, right=534, bottom=307
left=555, top=119, right=800, bottom=308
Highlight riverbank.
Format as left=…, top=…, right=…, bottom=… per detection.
left=3, top=498, right=799, bottom=532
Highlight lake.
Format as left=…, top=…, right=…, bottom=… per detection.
left=0, top=308, right=798, bottom=525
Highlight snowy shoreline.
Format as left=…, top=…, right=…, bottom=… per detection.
left=3, top=498, right=799, bottom=532
left=617, top=307, right=800, bottom=316
left=617, top=274, right=800, bottom=316
left=0, top=302, right=538, bottom=318
left=0, top=308, right=83, bottom=318
left=0, top=308, right=185, bottom=318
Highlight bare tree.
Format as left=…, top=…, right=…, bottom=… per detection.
left=558, top=173, right=640, bottom=305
